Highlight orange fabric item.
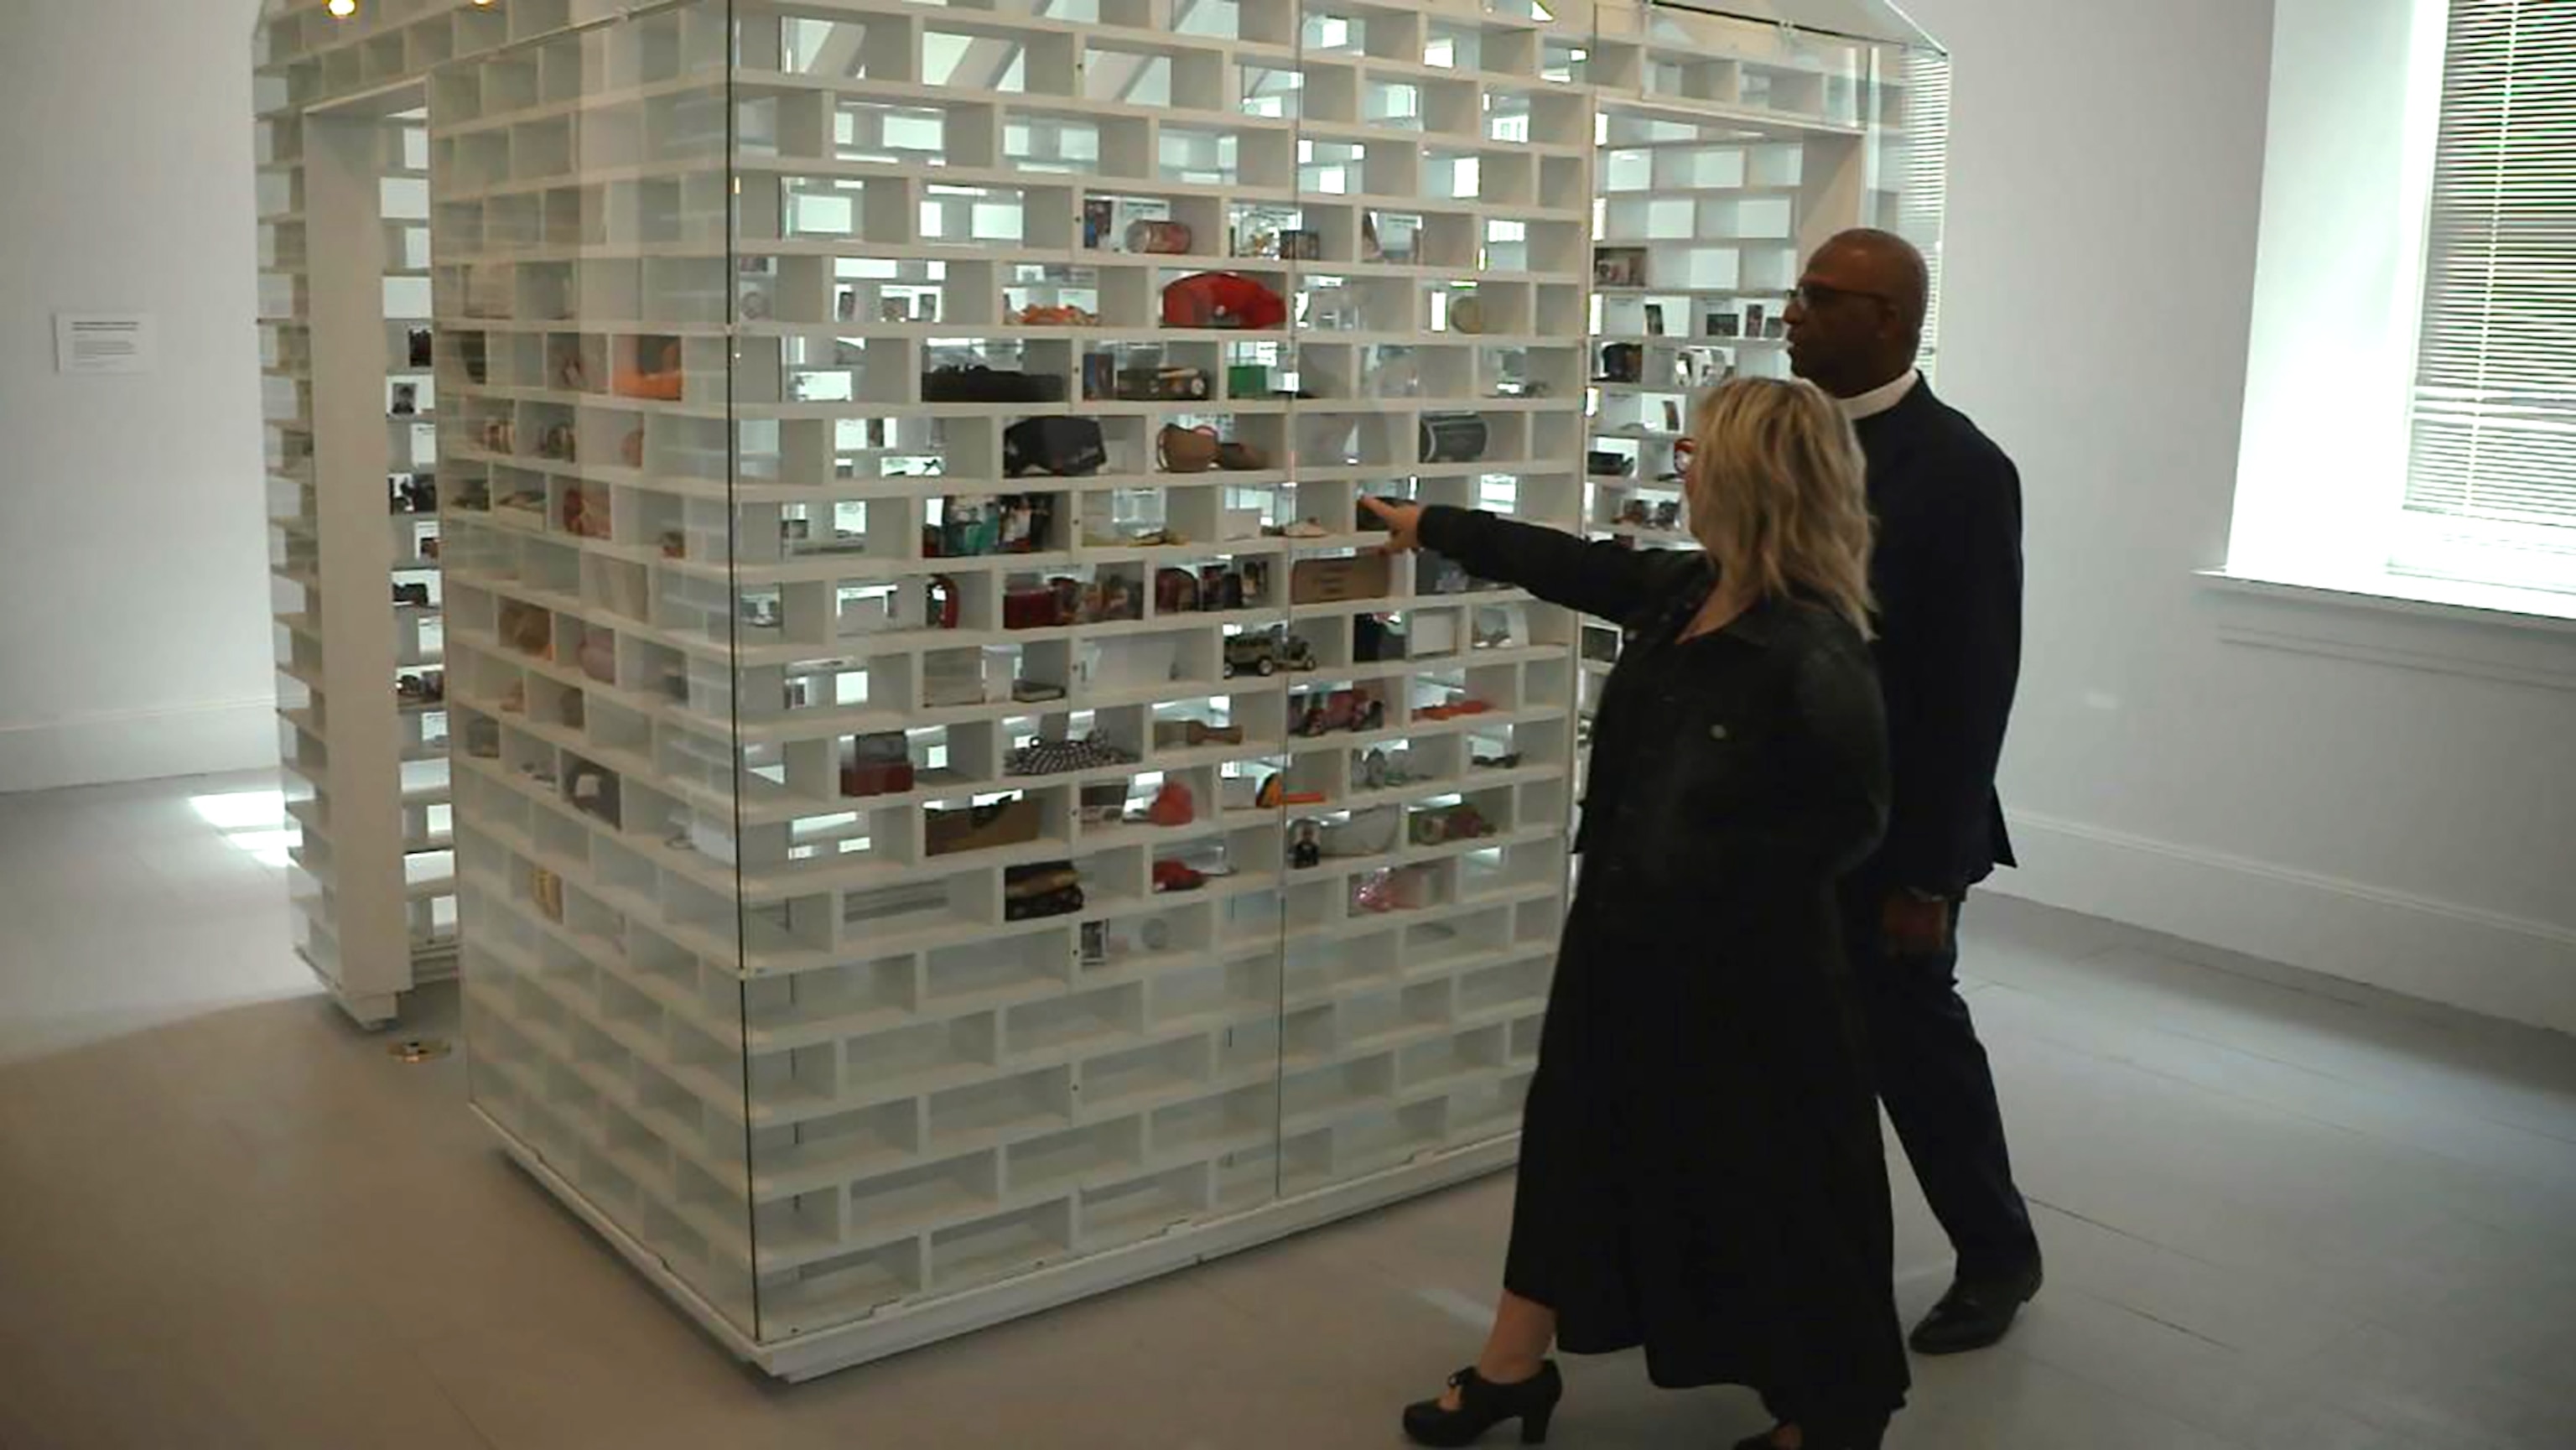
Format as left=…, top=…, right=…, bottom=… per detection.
left=613, top=336, right=685, bottom=400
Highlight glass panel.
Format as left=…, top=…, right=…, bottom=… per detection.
left=1269, top=0, right=1589, bottom=1200
left=439, top=0, right=760, bottom=1339
left=727, top=0, right=1296, bottom=1338
left=305, top=0, right=1947, bottom=1368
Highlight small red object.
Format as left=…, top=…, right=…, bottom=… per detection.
left=1153, top=860, right=1207, bottom=892
left=1161, top=273, right=1287, bottom=330
left=1147, top=780, right=1197, bottom=828
left=1005, top=586, right=1064, bottom=630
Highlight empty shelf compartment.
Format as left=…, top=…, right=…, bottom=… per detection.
left=1396, top=1024, right=1510, bottom=1094
left=927, top=1065, right=1074, bottom=1147
left=1280, top=1054, right=1397, bottom=1131
left=846, top=1150, right=1000, bottom=1242
left=759, top=1238, right=924, bottom=1337
left=1005, top=1117, right=1146, bottom=1199
left=1081, top=1035, right=1214, bottom=1111
left=1006, top=981, right=1145, bottom=1058
left=845, top=1014, right=999, bottom=1096
left=931, top=1198, right=1076, bottom=1293
left=1081, top=1163, right=1213, bottom=1249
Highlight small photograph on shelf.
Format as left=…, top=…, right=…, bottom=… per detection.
left=1763, top=314, right=1786, bottom=340
left=1593, top=247, right=1648, bottom=288
left=1643, top=304, right=1666, bottom=337
left=1083, top=198, right=1116, bottom=250
left=407, top=327, right=433, bottom=368
left=390, top=382, right=418, bottom=418
left=1744, top=303, right=1767, bottom=337
left=1661, top=399, right=1682, bottom=433
left=1363, top=211, right=1419, bottom=265
left=1129, top=218, right=1195, bottom=256
left=1707, top=312, right=1740, bottom=339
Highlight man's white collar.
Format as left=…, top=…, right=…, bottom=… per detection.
left=1839, top=369, right=1921, bottom=422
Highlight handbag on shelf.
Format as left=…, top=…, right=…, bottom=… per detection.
left=1004, top=861, right=1085, bottom=920
left=1160, top=424, right=1221, bottom=473
left=1419, top=413, right=1488, bottom=465
left=1005, top=418, right=1107, bottom=478
left=923, top=366, right=1067, bottom=403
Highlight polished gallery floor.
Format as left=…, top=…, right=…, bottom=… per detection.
left=2, top=771, right=2572, bottom=1450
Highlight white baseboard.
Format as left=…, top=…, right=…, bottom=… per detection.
left=1990, top=811, right=2576, bottom=1036
left=0, top=698, right=277, bottom=794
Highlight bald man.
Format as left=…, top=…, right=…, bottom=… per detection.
left=1782, top=229, right=2043, bottom=1354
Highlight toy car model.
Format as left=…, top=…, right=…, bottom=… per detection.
left=1223, top=630, right=1317, bottom=678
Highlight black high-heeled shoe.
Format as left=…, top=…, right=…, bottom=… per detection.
left=1402, top=1361, right=1563, bottom=1447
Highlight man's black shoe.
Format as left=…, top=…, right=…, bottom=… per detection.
left=1909, top=1263, right=2043, bottom=1355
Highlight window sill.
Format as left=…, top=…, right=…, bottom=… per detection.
left=2198, top=568, right=2576, bottom=693
left=2200, top=569, right=2576, bottom=631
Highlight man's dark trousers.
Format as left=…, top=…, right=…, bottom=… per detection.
left=1842, top=883, right=2038, bottom=1283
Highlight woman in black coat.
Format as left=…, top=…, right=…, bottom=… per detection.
left=1371, top=377, right=1909, bottom=1450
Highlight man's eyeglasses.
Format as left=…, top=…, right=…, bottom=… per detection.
left=1789, top=281, right=1899, bottom=310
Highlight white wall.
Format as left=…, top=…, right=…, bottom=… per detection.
left=0, top=0, right=277, bottom=793
left=1903, top=0, right=2576, bottom=1032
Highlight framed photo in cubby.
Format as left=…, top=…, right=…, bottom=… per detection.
left=1594, top=247, right=1648, bottom=288
left=1644, top=304, right=1666, bottom=336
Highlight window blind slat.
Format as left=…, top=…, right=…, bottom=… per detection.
left=2403, top=0, right=2576, bottom=553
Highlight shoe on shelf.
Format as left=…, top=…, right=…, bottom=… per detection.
left=1909, top=1261, right=2043, bottom=1355
left=1402, top=1362, right=1562, bottom=1447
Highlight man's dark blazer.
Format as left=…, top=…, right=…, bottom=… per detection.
left=1849, top=380, right=2023, bottom=895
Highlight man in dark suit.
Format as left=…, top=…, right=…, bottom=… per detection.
left=1783, top=229, right=2044, bottom=1354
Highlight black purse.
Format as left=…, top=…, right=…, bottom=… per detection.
left=1005, top=418, right=1108, bottom=477
left=924, top=366, right=1067, bottom=403
left=1420, top=413, right=1489, bottom=465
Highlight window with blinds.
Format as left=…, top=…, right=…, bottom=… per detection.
left=2402, top=0, right=2576, bottom=589
left=1898, top=49, right=1951, bottom=377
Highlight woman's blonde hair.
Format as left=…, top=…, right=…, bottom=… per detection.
left=1681, top=377, right=1876, bottom=637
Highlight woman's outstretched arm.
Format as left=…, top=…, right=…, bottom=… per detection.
left=1363, top=496, right=1706, bottom=624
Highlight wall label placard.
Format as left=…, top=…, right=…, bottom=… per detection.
left=55, top=313, right=157, bottom=376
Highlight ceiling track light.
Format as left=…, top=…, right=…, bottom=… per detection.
left=326, top=0, right=356, bottom=17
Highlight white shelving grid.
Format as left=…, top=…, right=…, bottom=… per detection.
left=256, top=0, right=519, bottom=1026
left=250, top=0, right=1943, bottom=1383
left=428, top=0, right=1591, bottom=1378
left=1574, top=4, right=1942, bottom=726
